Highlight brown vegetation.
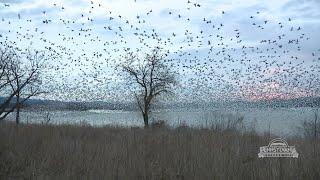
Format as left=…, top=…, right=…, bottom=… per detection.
left=0, top=122, right=319, bottom=180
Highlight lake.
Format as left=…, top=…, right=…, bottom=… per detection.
left=5, top=107, right=319, bottom=136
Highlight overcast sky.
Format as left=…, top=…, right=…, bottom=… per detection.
left=0, top=0, right=319, bottom=102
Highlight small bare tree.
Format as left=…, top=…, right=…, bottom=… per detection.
left=0, top=45, right=46, bottom=124
left=122, top=49, right=176, bottom=127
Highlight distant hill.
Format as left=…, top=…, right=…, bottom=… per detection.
left=165, top=96, right=320, bottom=109
left=22, top=99, right=137, bottom=111
left=1, top=96, right=319, bottom=111
left=0, top=97, right=136, bottom=111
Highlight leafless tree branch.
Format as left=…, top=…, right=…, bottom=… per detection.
left=0, top=45, right=47, bottom=123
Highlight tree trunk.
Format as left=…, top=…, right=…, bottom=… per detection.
left=143, top=112, right=149, bottom=128
left=15, top=94, right=20, bottom=125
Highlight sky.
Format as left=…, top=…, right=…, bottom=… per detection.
left=0, top=0, right=319, bottom=102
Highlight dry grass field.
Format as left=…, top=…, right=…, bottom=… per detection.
left=0, top=122, right=319, bottom=180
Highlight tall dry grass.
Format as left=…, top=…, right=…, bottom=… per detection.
left=0, top=121, right=319, bottom=180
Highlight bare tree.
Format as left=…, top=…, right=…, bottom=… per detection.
left=0, top=46, right=46, bottom=123
left=122, top=49, right=176, bottom=127
left=0, top=46, right=19, bottom=120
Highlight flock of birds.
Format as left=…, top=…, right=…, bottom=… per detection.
left=0, top=0, right=319, bottom=102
